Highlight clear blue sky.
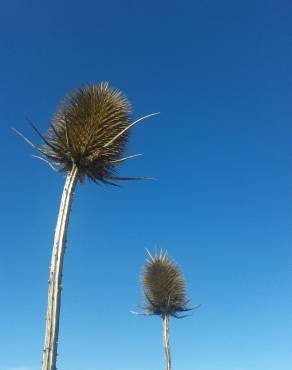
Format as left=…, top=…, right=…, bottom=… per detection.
left=0, top=1, right=291, bottom=370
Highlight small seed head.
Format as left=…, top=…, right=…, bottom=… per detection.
left=142, top=250, right=191, bottom=317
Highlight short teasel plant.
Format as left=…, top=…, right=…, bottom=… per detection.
left=136, top=249, right=200, bottom=370
left=15, top=82, right=159, bottom=370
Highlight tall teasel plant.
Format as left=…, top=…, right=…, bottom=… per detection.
left=15, top=82, right=158, bottom=370
left=137, top=250, right=199, bottom=370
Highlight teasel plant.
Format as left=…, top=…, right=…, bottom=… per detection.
left=133, top=249, right=200, bottom=370
left=14, top=82, right=159, bottom=370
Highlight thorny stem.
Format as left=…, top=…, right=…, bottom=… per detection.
left=42, top=165, right=78, bottom=370
left=162, top=314, right=171, bottom=370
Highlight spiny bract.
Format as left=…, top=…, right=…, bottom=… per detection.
left=42, top=82, right=132, bottom=184
left=142, top=250, right=191, bottom=318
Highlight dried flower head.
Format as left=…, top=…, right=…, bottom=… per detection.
left=15, top=82, right=158, bottom=185
left=141, top=250, right=193, bottom=318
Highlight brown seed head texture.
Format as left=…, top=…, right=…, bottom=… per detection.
left=15, top=82, right=158, bottom=185
left=43, top=83, right=132, bottom=184
left=142, top=251, right=191, bottom=318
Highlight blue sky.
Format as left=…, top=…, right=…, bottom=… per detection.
left=0, top=0, right=291, bottom=369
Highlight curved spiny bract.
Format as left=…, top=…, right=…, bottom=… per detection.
left=42, top=82, right=132, bottom=184
left=142, top=250, right=191, bottom=318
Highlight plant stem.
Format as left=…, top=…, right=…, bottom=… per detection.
left=42, top=165, right=79, bottom=370
left=162, top=314, right=171, bottom=370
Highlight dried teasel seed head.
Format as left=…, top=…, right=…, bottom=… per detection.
left=14, top=82, right=159, bottom=185
left=43, top=82, right=132, bottom=184
left=141, top=250, right=192, bottom=318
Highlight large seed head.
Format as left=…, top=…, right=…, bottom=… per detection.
left=43, top=82, right=131, bottom=183
left=142, top=251, right=190, bottom=317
